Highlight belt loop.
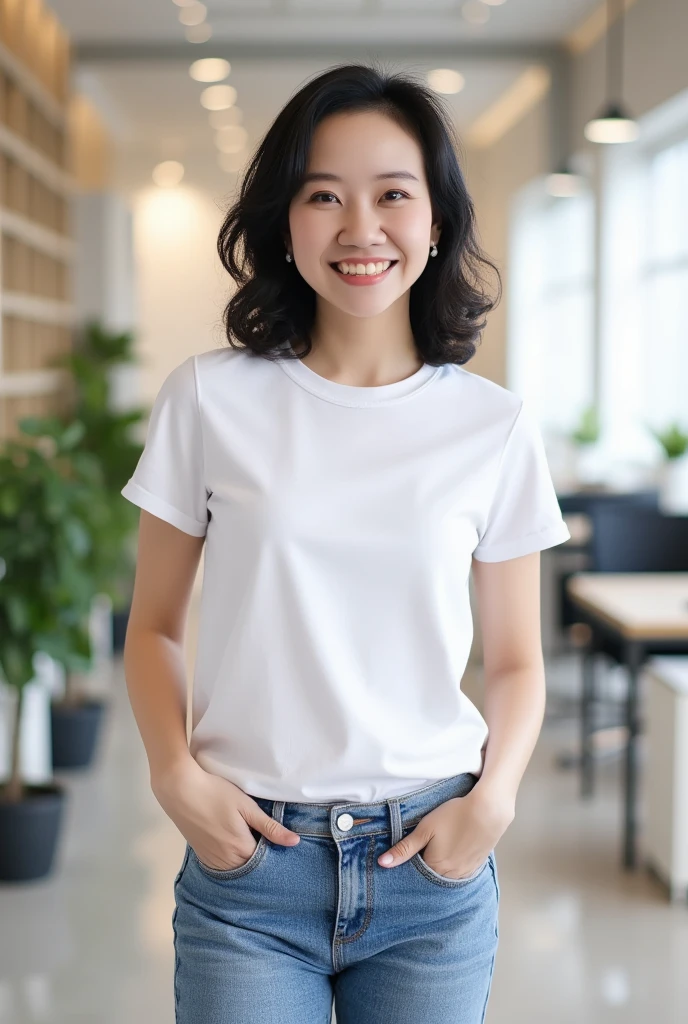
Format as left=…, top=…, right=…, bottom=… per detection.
left=271, top=800, right=285, bottom=826
left=387, top=797, right=402, bottom=846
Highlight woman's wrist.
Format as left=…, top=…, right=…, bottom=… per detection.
left=469, top=777, right=517, bottom=825
left=150, top=751, right=200, bottom=800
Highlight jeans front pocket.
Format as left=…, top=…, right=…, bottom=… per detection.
left=401, top=824, right=492, bottom=888
left=191, top=833, right=268, bottom=880
left=412, top=849, right=491, bottom=888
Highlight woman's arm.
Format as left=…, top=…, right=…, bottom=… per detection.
left=469, top=549, right=546, bottom=814
left=123, top=509, right=204, bottom=789
left=123, top=509, right=301, bottom=870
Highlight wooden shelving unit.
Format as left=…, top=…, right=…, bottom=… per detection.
left=0, top=0, right=75, bottom=440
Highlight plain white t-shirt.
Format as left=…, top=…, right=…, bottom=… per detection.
left=121, top=344, right=570, bottom=802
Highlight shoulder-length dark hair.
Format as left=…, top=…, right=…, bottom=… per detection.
left=217, top=60, right=501, bottom=365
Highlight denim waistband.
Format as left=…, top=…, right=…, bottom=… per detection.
left=251, top=772, right=478, bottom=840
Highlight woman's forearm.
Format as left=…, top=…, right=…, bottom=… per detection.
left=123, top=626, right=196, bottom=789
left=473, top=664, right=547, bottom=811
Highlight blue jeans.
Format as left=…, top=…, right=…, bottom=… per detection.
left=173, top=771, right=500, bottom=1023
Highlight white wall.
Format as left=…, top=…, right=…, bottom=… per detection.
left=131, top=185, right=231, bottom=402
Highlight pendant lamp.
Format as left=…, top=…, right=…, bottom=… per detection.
left=584, top=0, right=639, bottom=144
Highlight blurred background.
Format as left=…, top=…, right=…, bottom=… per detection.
left=1, top=1, right=688, bottom=1022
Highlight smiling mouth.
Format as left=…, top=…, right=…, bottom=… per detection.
left=329, top=260, right=398, bottom=280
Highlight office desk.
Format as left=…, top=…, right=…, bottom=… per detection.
left=565, top=573, right=688, bottom=869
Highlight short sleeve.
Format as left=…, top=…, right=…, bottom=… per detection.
left=121, top=356, right=209, bottom=537
left=472, top=400, right=570, bottom=562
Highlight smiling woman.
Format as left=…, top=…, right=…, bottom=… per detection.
left=122, top=59, right=570, bottom=1024
left=217, top=61, right=501, bottom=367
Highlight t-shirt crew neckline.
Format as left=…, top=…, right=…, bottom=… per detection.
left=276, top=346, right=442, bottom=407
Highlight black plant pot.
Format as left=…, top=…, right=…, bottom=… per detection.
left=0, top=783, right=66, bottom=882
left=112, top=605, right=130, bottom=653
left=51, top=699, right=107, bottom=770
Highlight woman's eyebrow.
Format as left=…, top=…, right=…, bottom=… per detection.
left=301, top=170, right=420, bottom=184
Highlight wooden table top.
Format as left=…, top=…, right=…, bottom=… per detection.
left=566, top=573, right=688, bottom=640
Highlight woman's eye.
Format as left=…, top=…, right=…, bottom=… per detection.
left=309, top=190, right=408, bottom=204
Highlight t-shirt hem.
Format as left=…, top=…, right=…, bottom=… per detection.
left=121, top=479, right=207, bottom=537
left=472, top=520, right=571, bottom=562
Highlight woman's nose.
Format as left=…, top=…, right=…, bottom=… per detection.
left=338, top=208, right=386, bottom=248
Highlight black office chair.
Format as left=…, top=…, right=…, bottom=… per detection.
left=556, top=490, right=659, bottom=635
left=588, top=504, right=688, bottom=573
left=577, top=504, right=688, bottom=796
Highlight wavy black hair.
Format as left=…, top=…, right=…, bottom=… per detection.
left=217, top=60, right=501, bottom=365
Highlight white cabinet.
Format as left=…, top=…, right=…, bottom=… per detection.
left=644, top=656, right=688, bottom=901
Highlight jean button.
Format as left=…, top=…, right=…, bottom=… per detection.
left=337, top=813, right=354, bottom=831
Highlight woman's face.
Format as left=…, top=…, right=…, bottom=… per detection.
left=287, top=109, right=441, bottom=319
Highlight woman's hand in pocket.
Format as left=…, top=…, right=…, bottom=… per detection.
left=151, top=756, right=301, bottom=871
left=378, top=786, right=514, bottom=878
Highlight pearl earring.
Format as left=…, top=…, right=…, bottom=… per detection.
left=429, top=242, right=438, bottom=257
left=285, top=252, right=293, bottom=262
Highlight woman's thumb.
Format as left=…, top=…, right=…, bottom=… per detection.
left=247, top=807, right=301, bottom=847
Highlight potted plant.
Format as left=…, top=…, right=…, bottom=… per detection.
left=0, top=419, right=106, bottom=880
left=649, top=422, right=688, bottom=515
left=561, top=404, right=601, bottom=488
left=8, top=411, right=114, bottom=772
left=54, top=321, right=147, bottom=652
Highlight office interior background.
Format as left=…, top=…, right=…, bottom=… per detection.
left=1, top=0, right=688, bottom=1021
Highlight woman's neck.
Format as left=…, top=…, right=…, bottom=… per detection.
left=303, top=298, right=422, bottom=387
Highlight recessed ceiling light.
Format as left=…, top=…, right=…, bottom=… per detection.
left=200, top=84, right=237, bottom=110
left=189, top=58, right=230, bottom=82
left=481, top=0, right=507, bottom=6
left=462, top=1, right=489, bottom=24
left=215, top=125, right=248, bottom=153
left=185, top=24, right=212, bottom=42
left=427, top=69, right=465, bottom=95
left=152, top=160, right=185, bottom=187
left=209, top=106, right=243, bottom=128
left=179, top=3, right=207, bottom=26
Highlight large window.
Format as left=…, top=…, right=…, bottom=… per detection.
left=508, top=184, right=595, bottom=435
left=643, top=137, right=688, bottom=424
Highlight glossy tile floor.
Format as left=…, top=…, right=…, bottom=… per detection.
left=1, top=651, right=687, bottom=1024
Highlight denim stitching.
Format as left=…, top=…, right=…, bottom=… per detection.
left=411, top=852, right=490, bottom=888
left=192, top=836, right=267, bottom=880
left=335, top=835, right=376, bottom=945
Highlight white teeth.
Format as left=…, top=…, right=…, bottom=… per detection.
left=336, top=260, right=392, bottom=276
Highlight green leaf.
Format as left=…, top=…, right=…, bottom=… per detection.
left=62, top=518, right=91, bottom=558
left=59, top=421, right=87, bottom=451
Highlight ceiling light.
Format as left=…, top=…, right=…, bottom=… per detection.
left=178, top=3, right=207, bottom=26
left=152, top=160, right=185, bottom=188
left=189, top=58, right=230, bottom=82
left=545, top=171, right=585, bottom=198
left=480, top=0, right=507, bottom=5
left=200, top=84, right=237, bottom=110
left=584, top=0, right=638, bottom=145
left=209, top=106, right=243, bottom=128
left=215, top=125, right=248, bottom=153
left=218, top=152, right=246, bottom=174
left=185, top=24, right=212, bottom=42
left=584, top=103, right=639, bottom=143
left=427, top=69, right=465, bottom=95
left=172, top=0, right=197, bottom=6
left=462, top=1, right=489, bottom=24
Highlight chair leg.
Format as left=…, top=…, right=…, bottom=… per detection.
left=581, top=646, right=596, bottom=797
